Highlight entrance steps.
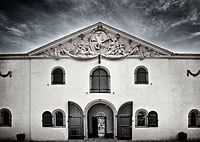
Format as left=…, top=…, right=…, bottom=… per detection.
left=66, top=140, right=131, bottom=142
left=65, top=140, right=194, bottom=142
left=65, top=140, right=182, bottom=142
left=0, top=140, right=196, bottom=142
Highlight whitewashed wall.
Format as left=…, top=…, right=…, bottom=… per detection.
left=0, top=59, right=30, bottom=140
left=0, top=57, right=200, bottom=141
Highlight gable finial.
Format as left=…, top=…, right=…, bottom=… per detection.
left=98, top=54, right=101, bottom=64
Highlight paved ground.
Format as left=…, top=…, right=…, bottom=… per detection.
left=0, top=139, right=200, bottom=142
left=0, top=140, right=199, bottom=142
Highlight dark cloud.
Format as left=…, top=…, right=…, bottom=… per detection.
left=0, top=0, right=200, bottom=54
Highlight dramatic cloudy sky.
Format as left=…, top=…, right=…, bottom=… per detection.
left=0, top=0, right=200, bottom=54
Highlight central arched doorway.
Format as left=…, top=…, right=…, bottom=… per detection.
left=84, top=99, right=117, bottom=139
left=88, top=104, right=113, bottom=138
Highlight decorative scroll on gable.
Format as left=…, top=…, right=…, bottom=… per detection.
left=187, top=70, right=200, bottom=77
left=0, top=71, right=12, bottom=78
left=32, top=25, right=169, bottom=60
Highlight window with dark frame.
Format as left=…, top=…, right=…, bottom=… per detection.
left=42, top=111, right=52, bottom=127
left=137, top=111, right=146, bottom=126
left=135, top=67, right=148, bottom=84
left=56, top=111, right=63, bottom=126
left=191, top=112, right=197, bottom=127
left=188, top=109, right=200, bottom=128
left=148, top=111, right=158, bottom=127
left=0, top=109, right=11, bottom=127
left=90, top=67, right=110, bottom=93
left=52, top=68, right=65, bottom=85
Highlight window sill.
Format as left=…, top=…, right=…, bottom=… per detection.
left=51, top=83, right=65, bottom=85
left=90, top=92, right=111, bottom=93
left=135, top=83, right=149, bottom=85
left=135, top=126, right=158, bottom=128
left=135, top=126, right=148, bottom=128
left=53, top=126, right=66, bottom=128
left=188, top=126, right=200, bottom=128
left=135, top=126, right=149, bottom=128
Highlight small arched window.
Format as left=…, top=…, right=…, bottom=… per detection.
left=138, top=111, right=145, bottom=126
left=188, top=109, right=199, bottom=128
left=135, top=109, right=148, bottom=127
left=0, top=108, right=12, bottom=127
left=148, top=111, right=158, bottom=127
left=135, top=66, right=148, bottom=84
left=51, top=67, right=65, bottom=85
left=52, top=109, right=65, bottom=127
left=191, top=112, right=197, bottom=126
left=42, top=111, right=52, bottom=127
left=56, top=112, right=63, bottom=126
left=90, top=66, right=110, bottom=93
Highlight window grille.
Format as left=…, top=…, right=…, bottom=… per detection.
left=135, top=109, right=148, bottom=127
left=148, top=111, right=158, bottom=127
left=0, top=109, right=11, bottom=127
left=188, top=109, right=200, bottom=128
left=42, top=111, right=52, bottom=127
left=191, top=112, right=197, bottom=126
left=135, top=67, right=148, bottom=84
left=90, top=67, right=110, bottom=93
left=56, top=111, right=63, bottom=126
left=137, top=111, right=146, bottom=126
left=52, top=68, right=65, bottom=84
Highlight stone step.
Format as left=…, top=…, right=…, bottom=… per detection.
left=2, top=140, right=199, bottom=142
left=65, top=139, right=131, bottom=142
left=66, top=140, right=130, bottom=142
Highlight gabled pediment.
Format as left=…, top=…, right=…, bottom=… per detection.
left=28, top=22, right=172, bottom=59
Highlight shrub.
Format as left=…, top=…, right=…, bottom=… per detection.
left=178, top=132, right=187, bottom=141
left=16, top=133, right=25, bottom=141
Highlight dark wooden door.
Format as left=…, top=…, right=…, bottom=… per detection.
left=92, top=117, right=98, bottom=138
left=68, top=102, right=84, bottom=139
left=117, top=102, right=132, bottom=140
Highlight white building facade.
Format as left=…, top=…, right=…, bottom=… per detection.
left=0, top=22, right=200, bottom=141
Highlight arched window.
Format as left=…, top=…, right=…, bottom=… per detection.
left=188, top=109, right=200, bottom=128
left=90, top=66, right=110, bottom=93
left=135, top=109, right=148, bottom=127
left=51, top=67, right=65, bottom=85
left=0, top=108, right=12, bottom=127
left=135, top=66, right=148, bottom=84
left=52, top=109, right=65, bottom=127
left=148, top=111, right=158, bottom=127
left=56, top=112, right=63, bottom=126
left=191, top=112, right=197, bottom=126
left=138, top=111, right=145, bottom=126
left=42, top=111, right=52, bottom=127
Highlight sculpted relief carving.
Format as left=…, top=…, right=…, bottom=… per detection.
left=33, top=25, right=167, bottom=59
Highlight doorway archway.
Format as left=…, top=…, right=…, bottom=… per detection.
left=84, top=99, right=117, bottom=139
